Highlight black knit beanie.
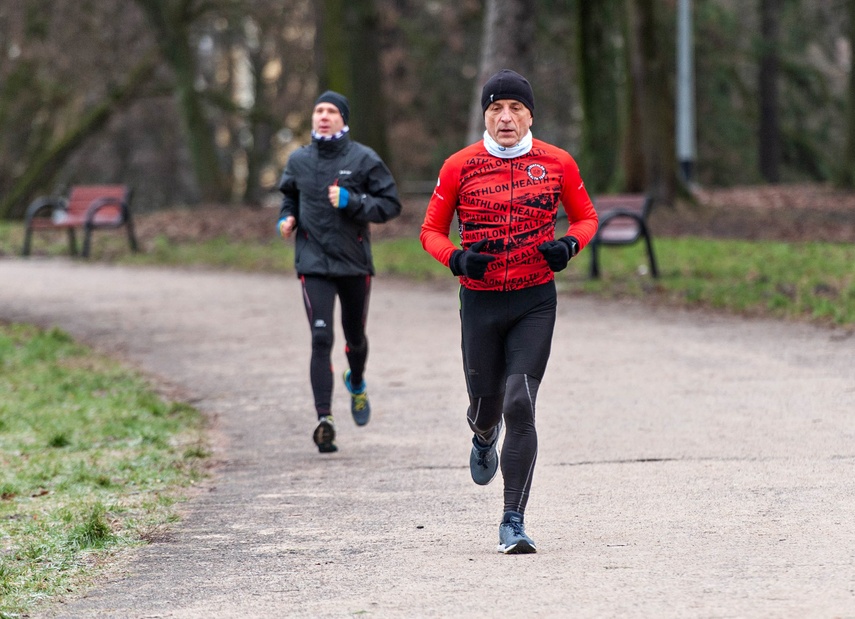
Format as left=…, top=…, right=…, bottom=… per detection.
left=481, top=69, right=534, bottom=115
left=314, top=90, right=350, bottom=124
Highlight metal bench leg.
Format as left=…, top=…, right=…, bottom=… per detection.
left=645, top=236, right=659, bottom=277
left=22, top=226, right=33, bottom=256
left=82, top=226, right=93, bottom=258
left=589, top=242, right=601, bottom=279
left=639, top=223, right=659, bottom=278
left=126, top=217, right=139, bottom=253
left=68, top=229, right=79, bottom=256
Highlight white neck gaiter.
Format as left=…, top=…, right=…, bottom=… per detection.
left=483, top=129, right=533, bottom=159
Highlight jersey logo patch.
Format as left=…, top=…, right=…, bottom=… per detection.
left=526, top=163, right=547, bottom=181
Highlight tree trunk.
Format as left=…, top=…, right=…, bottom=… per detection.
left=0, top=56, right=157, bottom=219
left=315, top=0, right=391, bottom=165
left=135, top=0, right=230, bottom=203
left=625, top=0, right=676, bottom=203
left=758, top=0, right=781, bottom=183
left=577, top=0, right=622, bottom=193
left=619, top=0, right=646, bottom=192
left=315, top=0, right=350, bottom=94
left=243, top=44, right=272, bottom=205
left=840, top=0, right=855, bottom=188
left=347, top=0, right=391, bottom=165
left=466, top=0, right=536, bottom=145
left=620, top=64, right=647, bottom=193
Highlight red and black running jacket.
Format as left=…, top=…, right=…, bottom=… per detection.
left=420, top=138, right=599, bottom=291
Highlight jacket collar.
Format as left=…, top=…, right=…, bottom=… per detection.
left=313, top=130, right=350, bottom=159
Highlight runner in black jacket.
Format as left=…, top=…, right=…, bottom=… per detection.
left=278, top=90, right=401, bottom=453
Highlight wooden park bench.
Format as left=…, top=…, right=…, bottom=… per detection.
left=22, top=185, right=139, bottom=258
left=587, top=193, right=659, bottom=279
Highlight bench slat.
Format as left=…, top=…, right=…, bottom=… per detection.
left=22, top=184, right=137, bottom=257
left=66, top=186, right=127, bottom=224
left=598, top=219, right=641, bottom=243
left=594, top=195, right=648, bottom=211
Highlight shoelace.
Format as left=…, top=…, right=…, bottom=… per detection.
left=352, top=393, right=368, bottom=411
left=474, top=441, right=492, bottom=467
left=507, top=521, right=526, bottom=536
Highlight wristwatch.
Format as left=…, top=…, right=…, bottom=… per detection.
left=565, top=236, right=579, bottom=258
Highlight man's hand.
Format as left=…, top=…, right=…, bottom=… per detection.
left=278, top=216, right=296, bottom=239
left=449, top=238, right=497, bottom=280
left=328, top=185, right=349, bottom=208
left=538, top=236, right=578, bottom=272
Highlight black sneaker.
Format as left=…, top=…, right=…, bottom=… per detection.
left=497, top=511, right=537, bottom=554
left=469, top=419, right=502, bottom=485
left=343, top=370, right=370, bottom=426
left=313, top=415, right=337, bottom=453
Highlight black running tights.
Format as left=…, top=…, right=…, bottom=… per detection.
left=467, top=374, right=541, bottom=515
left=300, top=275, right=371, bottom=418
left=460, top=282, right=557, bottom=515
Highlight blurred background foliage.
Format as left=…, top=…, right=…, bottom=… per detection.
left=0, top=0, right=852, bottom=219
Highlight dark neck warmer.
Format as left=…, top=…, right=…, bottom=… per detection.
left=314, top=130, right=350, bottom=159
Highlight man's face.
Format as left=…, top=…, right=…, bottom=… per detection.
left=312, top=103, right=345, bottom=136
left=484, top=99, right=532, bottom=147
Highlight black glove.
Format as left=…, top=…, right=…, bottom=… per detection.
left=449, top=238, right=497, bottom=280
left=537, top=236, right=579, bottom=272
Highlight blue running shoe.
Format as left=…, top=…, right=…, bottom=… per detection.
left=343, top=370, right=371, bottom=426
left=313, top=415, right=337, bottom=453
left=497, top=511, right=537, bottom=554
left=469, top=419, right=502, bottom=486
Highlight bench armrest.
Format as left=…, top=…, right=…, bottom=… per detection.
left=24, top=196, right=67, bottom=224
left=594, top=208, right=649, bottom=246
left=84, top=196, right=127, bottom=226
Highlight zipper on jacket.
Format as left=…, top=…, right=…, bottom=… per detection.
left=503, top=159, right=513, bottom=291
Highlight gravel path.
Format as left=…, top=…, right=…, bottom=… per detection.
left=2, top=258, right=854, bottom=618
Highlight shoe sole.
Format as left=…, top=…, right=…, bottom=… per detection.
left=313, top=420, right=337, bottom=453
left=497, top=540, right=537, bottom=554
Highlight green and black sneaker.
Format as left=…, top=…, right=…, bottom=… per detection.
left=343, top=370, right=371, bottom=426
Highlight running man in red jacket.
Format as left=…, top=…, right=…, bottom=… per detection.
left=421, top=69, right=598, bottom=554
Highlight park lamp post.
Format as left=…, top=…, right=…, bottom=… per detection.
left=676, top=0, right=697, bottom=185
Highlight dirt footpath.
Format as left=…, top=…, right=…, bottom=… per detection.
left=2, top=259, right=854, bottom=619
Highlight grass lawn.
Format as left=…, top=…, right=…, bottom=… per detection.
left=563, top=237, right=855, bottom=325
left=0, top=323, right=209, bottom=618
